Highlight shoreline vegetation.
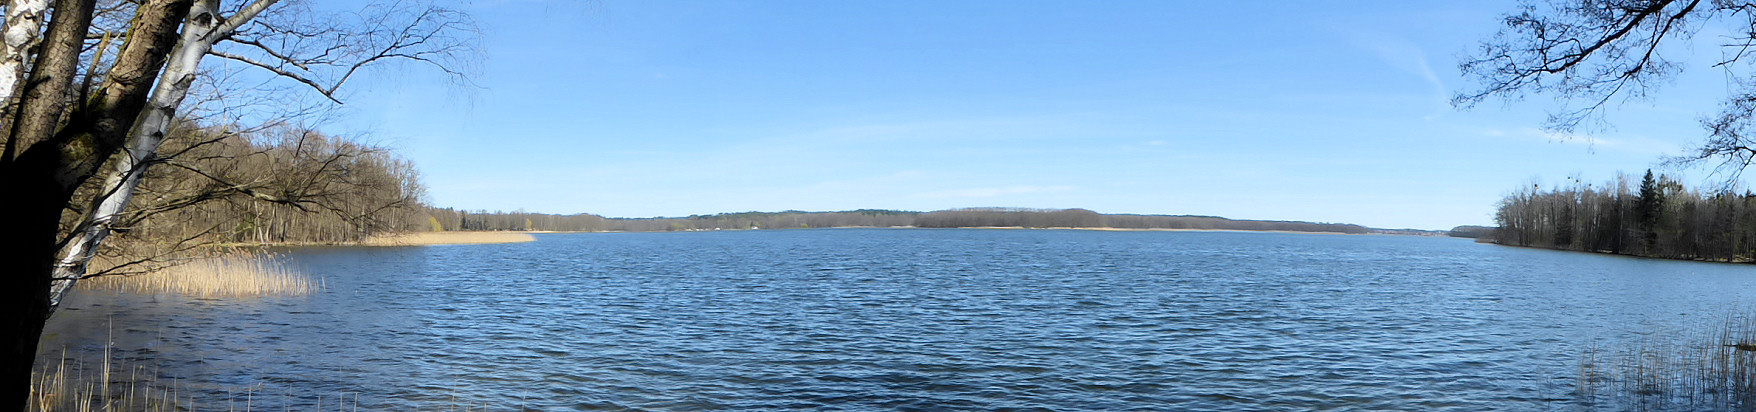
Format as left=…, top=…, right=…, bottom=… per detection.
left=77, top=253, right=319, bottom=298
left=356, top=231, right=536, bottom=246
left=1573, top=311, right=1756, bottom=409
left=32, top=335, right=379, bottom=411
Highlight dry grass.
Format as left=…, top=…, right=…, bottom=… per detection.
left=30, top=348, right=187, bottom=412
left=30, top=339, right=501, bottom=411
left=77, top=253, right=319, bottom=298
left=30, top=348, right=369, bottom=412
left=1576, top=311, right=1756, bottom=410
left=357, top=231, right=535, bottom=246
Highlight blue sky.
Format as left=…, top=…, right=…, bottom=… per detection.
left=322, top=0, right=1734, bottom=230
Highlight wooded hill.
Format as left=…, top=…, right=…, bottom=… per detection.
left=422, top=207, right=1371, bottom=234
left=1492, top=171, right=1756, bottom=262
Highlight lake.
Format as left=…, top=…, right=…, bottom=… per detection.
left=38, top=229, right=1756, bottom=410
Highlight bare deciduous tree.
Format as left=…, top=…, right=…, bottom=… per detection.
left=1457, top=0, right=1756, bottom=183
left=0, top=0, right=474, bottom=407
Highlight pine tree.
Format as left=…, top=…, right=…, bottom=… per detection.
left=1638, top=170, right=1665, bottom=255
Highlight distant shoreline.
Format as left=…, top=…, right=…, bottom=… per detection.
left=255, top=225, right=1434, bottom=249
left=892, top=226, right=1361, bottom=235
left=435, top=226, right=1430, bottom=237
left=428, top=208, right=1387, bottom=235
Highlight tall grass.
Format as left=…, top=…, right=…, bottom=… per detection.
left=28, top=350, right=374, bottom=411
left=30, top=347, right=505, bottom=412
left=77, top=253, right=319, bottom=298
left=358, top=231, right=535, bottom=246
left=1577, top=311, right=1756, bottom=410
left=30, top=349, right=185, bottom=412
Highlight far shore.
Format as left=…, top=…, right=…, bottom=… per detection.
left=572, top=226, right=1387, bottom=236
left=878, top=226, right=1378, bottom=235
left=1067, top=227, right=1364, bottom=235
left=237, top=226, right=1427, bottom=249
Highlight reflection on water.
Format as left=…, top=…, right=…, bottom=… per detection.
left=38, top=229, right=1756, bottom=410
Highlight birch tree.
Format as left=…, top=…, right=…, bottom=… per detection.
left=0, top=0, right=49, bottom=139
left=0, top=0, right=473, bottom=408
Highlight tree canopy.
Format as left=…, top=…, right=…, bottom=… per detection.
left=1459, top=0, right=1756, bottom=181
left=0, top=1, right=475, bottom=408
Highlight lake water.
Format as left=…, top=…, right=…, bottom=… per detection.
left=39, top=229, right=1756, bottom=410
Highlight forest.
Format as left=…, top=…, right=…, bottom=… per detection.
left=68, top=120, right=429, bottom=277
left=1492, top=170, right=1756, bottom=262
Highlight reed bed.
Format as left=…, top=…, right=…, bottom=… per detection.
left=29, top=350, right=374, bottom=412
left=30, top=349, right=187, bottom=412
left=358, top=231, right=535, bottom=246
left=29, top=351, right=505, bottom=412
left=1576, top=311, right=1756, bottom=410
left=76, top=253, right=319, bottom=298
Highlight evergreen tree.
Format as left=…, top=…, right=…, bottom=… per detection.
left=1638, top=170, right=1664, bottom=254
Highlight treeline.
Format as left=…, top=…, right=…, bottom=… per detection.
left=1448, top=226, right=1496, bottom=239
left=430, top=207, right=1370, bottom=234
left=1493, top=170, right=1756, bottom=261
left=1098, top=213, right=1369, bottom=233
left=914, top=208, right=1368, bottom=233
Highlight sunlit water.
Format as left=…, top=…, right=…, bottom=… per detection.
left=39, top=229, right=1756, bottom=410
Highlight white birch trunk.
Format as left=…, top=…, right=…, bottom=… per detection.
left=48, top=0, right=280, bottom=308
left=0, top=0, right=50, bottom=108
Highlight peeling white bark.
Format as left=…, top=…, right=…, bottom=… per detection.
left=0, top=0, right=51, bottom=109
left=49, top=0, right=281, bottom=307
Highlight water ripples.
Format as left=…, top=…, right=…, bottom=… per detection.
left=40, top=229, right=1756, bottom=410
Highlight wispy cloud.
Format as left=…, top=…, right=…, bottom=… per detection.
left=1347, top=32, right=1449, bottom=120
left=912, top=185, right=1075, bottom=199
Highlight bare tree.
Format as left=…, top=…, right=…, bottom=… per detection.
left=1456, top=0, right=1756, bottom=183
left=0, top=1, right=473, bottom=407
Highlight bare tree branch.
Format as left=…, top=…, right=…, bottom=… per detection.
left=1457, top=0, right=1708, bottom=132
left=206, top=49, right=339, bottom=102
left=210, top=0, right=479, bottom=103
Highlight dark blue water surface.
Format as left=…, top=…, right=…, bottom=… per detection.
left=40, top=229, right=1756, bottom=410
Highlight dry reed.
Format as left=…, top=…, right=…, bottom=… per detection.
left=76, top=253, right=319, bottom=298
left=1576, top=310, right=1756, bottom=410
left=357, top=231, right=535, bottom=246
left=30, top=350, right=184, bottom=412
left=28, top=350, right=370, bottom=412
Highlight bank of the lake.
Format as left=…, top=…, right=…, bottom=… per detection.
left=356, top=230, right=536, bottom=246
